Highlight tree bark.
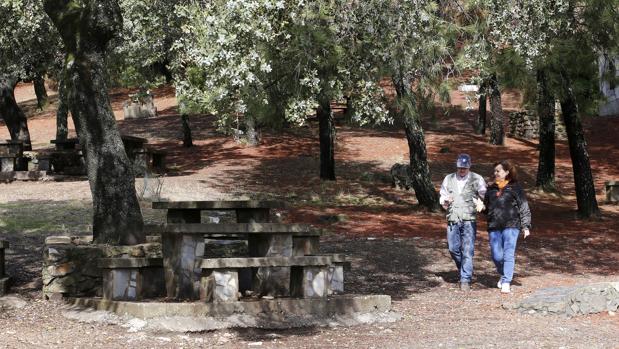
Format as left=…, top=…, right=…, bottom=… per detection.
left=244, top=115, right=260, bottom=146
left=535, top=69, right=556, bottom=191
left=476, top=81, right=487, bottom=135
left=45, top=0, right=144, bottom=245
left=559, top=72, right=599, bottom=218
left=181, top=114, right=193, bottom=147
left=317, top=98, right=336, bottom=180
left=34, top=74, right=48, bottom=110
left=0, top=75, right=32, bottom=150
left=392, top=77, right=440, bottom=211
left=488, top=74, right=504, bottom=145
left=56, top=75, right=69, bottom=140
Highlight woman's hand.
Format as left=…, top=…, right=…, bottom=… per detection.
left=473, top=197, right=485, bottom=212
left=523, top=229, right=530, bottom=239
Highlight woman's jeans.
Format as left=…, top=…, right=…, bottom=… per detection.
left=447, top=221, right=476, bottom=283
left=488, top=228, right=520, bottom=284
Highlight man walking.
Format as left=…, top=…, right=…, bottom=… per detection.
left=439, top=154, right=487, bottom=291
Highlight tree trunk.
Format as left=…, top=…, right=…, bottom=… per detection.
left=0, top=75, right=32, bottom=150
left=244, top=115, right=260, bottom=146
left=56, top=75, right=69, bottom=140
left=45, top=0, right=144, bottom=245
left=317, top=98, right=336, bottom=180
left=535, top=69, right=556, bottom=191
left=392, top=77, right=440, bottom=211
left=476, top=81, right=487, bottom=135
left=181, top=114, right=193, bottom=147
left=559, top=72, right=599, bottom=218
left=34, top=74, right=48, bottom=110
left=488, top=74, right=504, bottom=145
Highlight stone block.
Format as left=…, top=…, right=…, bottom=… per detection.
left=327, top=264, right=344, bottom=294
left=201, top=269, right=239, bottom=303
left=291, top=266, right=328, bottom=298
left=1, top=157, right=16, bottom=172
left=163, top=234, right=205, bottom=300
left=103, top=269, right=140, bottom=300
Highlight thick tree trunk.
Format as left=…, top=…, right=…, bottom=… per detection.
left=535, top=69, right=556, bottom=191
left=181, top=114, right=193, bottom=147
left=488, top=74, right=504, bottom=145
left=45, top=0, right=144, bottom=245
left=476, top=81, right=487, bottom=135
left=0, top=76, right=32, bottom=150
left=317, top=99, right=336, bottom=180
left=393, top=77, right=440, bottom=211
left=559, top=73, right=599, bottom=218
left=34, top=74, right=48, bottom=110
left=56, top=75, right=69, bottom=140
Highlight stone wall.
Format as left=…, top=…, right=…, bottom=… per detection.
left=508, top=109, right=567, bottom=141
left=43, top=236, right=162, bottom=299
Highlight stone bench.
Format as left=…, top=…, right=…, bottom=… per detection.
left=133, top=148, right=167, bottom=176
left=99, top=257, right=165, bottom=301
left=0, top=140, right=24, bottom=157
left=155, top=223, right=322, bottom=300
left=605, top=181, right=619, bottom=203
left=199, top=255, right=340, bottom=302
left=0, top=240, right=9, bottom=296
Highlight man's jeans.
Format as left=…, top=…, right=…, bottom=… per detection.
left=447, top=221, right=476, bottom=283
left=488, top=228, right=520, bottom=284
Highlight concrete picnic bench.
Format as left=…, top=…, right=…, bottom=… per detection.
left=0, top=240, right=10, bottom=295
left=606, top=181, right=619, bottom=203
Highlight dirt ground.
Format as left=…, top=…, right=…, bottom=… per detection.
left=0, top=83, right=618, bottom=348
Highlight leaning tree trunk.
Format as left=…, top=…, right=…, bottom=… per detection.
left=34, top=74, right=48, bottom=110
left=535, top=69, right=556, bottom=191
left=45, top=0, right=145, bottom=245
left=0, top=75, right=32, bottom=150
left=317, top=98, right=336, bottom=180
left=488, top=74, right=504, bottom=145
left=476, top=81, right=487, bottom=135
left=393, top=77, right=440, bottom=211
left=559, top=72, right=599, bottom=218
left=55, top=75, right=69, bottom=140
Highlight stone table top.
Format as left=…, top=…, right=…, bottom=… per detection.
left=146, top=223, right=320, bottom=235
left=152, top=200, right=286, bottom=210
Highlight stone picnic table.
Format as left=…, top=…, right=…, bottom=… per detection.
left=146, top=221, right=324, bottom=300
left=152, top=200, right=287, bottom=224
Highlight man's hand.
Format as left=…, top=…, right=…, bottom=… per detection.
left=473, top=197, right=485, bottom=212
left=523, top=229, right=530, bottom=239
left=442, top=195, right=453, bottom=210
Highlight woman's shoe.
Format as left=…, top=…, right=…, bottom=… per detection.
left=500, top=283, right=511, bottom=293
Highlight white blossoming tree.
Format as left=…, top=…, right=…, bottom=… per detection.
left=174, top=0, right=390, bottom=180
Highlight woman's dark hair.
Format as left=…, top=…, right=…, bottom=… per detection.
left=494, top=160, right=518, bottom=183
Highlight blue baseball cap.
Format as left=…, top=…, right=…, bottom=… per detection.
left=456, top=154, right=471, bottom=168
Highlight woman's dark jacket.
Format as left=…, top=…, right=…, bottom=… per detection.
left=483, top=181, right=532, bottom=230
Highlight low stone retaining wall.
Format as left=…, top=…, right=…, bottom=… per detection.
left=43, top=236, right=162, bottom=299
left=508, top=110, right=567, bottom=141
left=514, top=282, right=619, bottom=316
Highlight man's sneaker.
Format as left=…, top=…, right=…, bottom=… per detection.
left=497, top=279, right=503, bottom=289
left=460, top=282, right=471, bottom=291
left=500, top=283, right=511, bottom=293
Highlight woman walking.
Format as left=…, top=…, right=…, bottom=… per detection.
left=482, top=160, right=531, bottom=293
